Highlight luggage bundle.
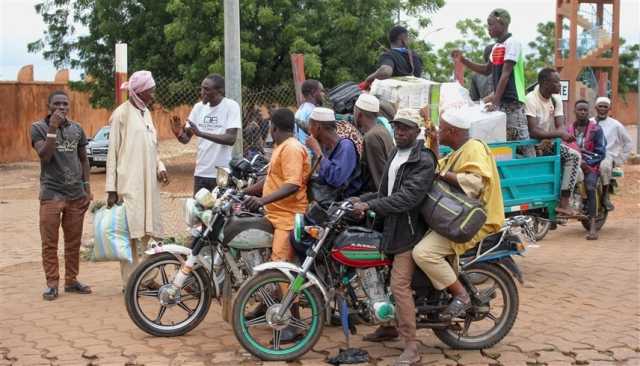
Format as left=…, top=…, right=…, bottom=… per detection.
left=370, top=77, right=507, bottom=143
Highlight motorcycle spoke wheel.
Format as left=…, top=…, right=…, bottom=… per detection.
left=434, top=263, right=519, bottom=349
left=233, top=270, right=324, bottom=361
left=125, top=254, right=212, bottom=336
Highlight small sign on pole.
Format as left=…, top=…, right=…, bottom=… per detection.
left=560, top=80, right=569, bottom=101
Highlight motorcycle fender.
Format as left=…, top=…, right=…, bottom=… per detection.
left=252, top=262, right=329, bottom=303
left=145, top=243, right=191, bottom=258
left=144, top=243, right=221, bottom=297
left=497, top=256, right=524, bottom=285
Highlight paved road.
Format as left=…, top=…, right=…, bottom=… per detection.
left=1, top=145, right=638, bottom=366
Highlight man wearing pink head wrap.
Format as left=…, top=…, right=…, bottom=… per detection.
left=106, top=70, right=169, bottom=287
left=121, top=70, right=156, bottom=111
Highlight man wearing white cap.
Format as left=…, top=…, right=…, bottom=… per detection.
left=413, top=108, right=504, bottom=323
left=306, top=107, right=362, bottom=203
left=354, top=94, right=394, bottom=192
left=352, top=109, right=436, bottom=365
left=594, top=96, right=633, bottom=210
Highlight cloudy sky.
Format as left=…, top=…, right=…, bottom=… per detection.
left=1, top=0, right=638, bottom=81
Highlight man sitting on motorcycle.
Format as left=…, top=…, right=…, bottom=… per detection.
left=567, top=100, right=607, bottom=240
left=352, top=109, right=436, bottom=366
left=413, top=108, right=505, bottom=321
left=244, top=108, right=312, bottom=342
left=305, top=107, right=363, bottom=205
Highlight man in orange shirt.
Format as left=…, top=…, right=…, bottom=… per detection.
left=244, top=108, right=311, bottom=262
left=244, top=108, right=310, bottom=342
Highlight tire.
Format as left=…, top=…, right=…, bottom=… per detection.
left=232, top=269, right=325, bottom=361
left=580, top=179, right=608, bottom=232
left=532, top=217, right=551, bottom=241
left=433, top=262, right=519, bottom=349
left=125, top=253, right=212, bottom=337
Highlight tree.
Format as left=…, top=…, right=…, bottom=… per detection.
left=615, top=40, right=639, bottom=96
left=30, top=0, right=443, bottom=108
left=420, top=18, right=492, bottom=83
left=525, top=21, right=556, bottom=84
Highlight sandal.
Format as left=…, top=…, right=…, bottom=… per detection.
left=392, top=349, right=421, bottom=366
left=363, top=325, right=399, bottom=342
left=439, top=296, right=471, bottom=322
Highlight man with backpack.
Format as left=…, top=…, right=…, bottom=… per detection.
left=362, top=25, right=424, bottom=89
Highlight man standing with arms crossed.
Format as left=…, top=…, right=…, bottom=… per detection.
left=171, top=74, right=240, bottom=194
left=452, top=8, right=535, bottom=157
left=31, top=90, right=93, bottom=300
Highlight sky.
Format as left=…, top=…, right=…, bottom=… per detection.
left=1, top=0, right=639, bottom=81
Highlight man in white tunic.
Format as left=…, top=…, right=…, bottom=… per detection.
left=593, top=96, right=633, bottom=211
left=106, top=70, right=169, bottom=286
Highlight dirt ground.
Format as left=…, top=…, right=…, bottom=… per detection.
left=0, top=138, right=639, bottom=365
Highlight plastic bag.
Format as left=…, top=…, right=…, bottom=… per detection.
left=92, top=205, right=132, bottom=263
left=439, top=82, right=474, bottom=113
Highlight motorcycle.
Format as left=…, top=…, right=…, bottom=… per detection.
left=124, top=159, right=272, bottom=337
left=533, top=167, right=613, bottom=240
left=231, top=201, right=533, bottom=361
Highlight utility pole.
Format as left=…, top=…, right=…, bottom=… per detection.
left=115, top=43, right=127, bottom=105
left=224, top=0, right=243, bottom=159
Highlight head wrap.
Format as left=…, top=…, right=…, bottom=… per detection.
left=595, top=96, right=611, bottom=107
left=310, top=107, right=336, bottom=123
left=355, top=94, right=380, bottom=113
left=391, top=108, right=423, bottom=128
left=490, top=8, right=511, bottom=26
left=441, top=108, right=471, bottom=130
left=120, top=70, right=156, bottom=110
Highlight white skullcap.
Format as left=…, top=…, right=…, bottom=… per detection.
left=310, top=107, right=336, bottom=122
left=595, top=96, right=611, bottom=106
left=392, top=108, right=423, bottom=128
left=441, top=108, right=471, bottom=129
left=355, top=93, right=380, bottom=113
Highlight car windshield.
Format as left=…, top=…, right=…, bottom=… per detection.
left=94, top=127, right=110, bottom=141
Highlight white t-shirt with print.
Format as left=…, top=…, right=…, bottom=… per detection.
left=187, top=98, right=242, bottom=178
left=524, top=86, right=564, bottom=132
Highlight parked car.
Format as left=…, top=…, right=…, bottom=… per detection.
left=87, top=126, right=110, bottom=168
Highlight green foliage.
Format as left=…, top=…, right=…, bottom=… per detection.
left=420, top=18, right=492, bottom=83
left=525, top=21, right=556, bottom=85
left=616, top=40, right=639, bottom=95
left=30, top=0, right=443, bottom=108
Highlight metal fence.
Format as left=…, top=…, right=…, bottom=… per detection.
left=154, top=76, right=297, bottom=157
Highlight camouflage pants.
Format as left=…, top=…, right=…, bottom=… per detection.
left=501, top=102, right=535, bottom=157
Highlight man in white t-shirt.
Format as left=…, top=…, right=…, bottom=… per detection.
left=171, top=74, right=241, bottom=194
left=594, top=96, right=633, bottom=211
left=525, top=68, right=581, bottom=215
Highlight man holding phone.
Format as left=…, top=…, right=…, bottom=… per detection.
left=171, top=74, right=241, bottom=194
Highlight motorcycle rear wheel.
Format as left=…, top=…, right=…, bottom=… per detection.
left=433, top=262, right=518, bottom=349
left=532, top=217, right=551, bottom=241
left=125, top=253, right=212, bottom=337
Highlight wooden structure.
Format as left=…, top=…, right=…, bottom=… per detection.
left=554, top=0, right=620, bottom=119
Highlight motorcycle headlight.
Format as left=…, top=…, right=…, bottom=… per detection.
left=194, top=188, right=215, bottom=208
left=184, top=198, right=202, bottom=227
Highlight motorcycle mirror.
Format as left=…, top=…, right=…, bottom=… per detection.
left=216, top=166, right=231, bottom=187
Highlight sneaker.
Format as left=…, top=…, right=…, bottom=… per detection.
left=43, top=287, right=58, bottom=301
left=64, top=281, right=92, bottom=294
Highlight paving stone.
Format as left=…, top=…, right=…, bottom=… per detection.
left=537, top=350, right=575, bottom=364
left=610, top=347, right=640, bottom=361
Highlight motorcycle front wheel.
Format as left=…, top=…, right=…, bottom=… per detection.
left=125, top=253, right=212, bottom=337
left=232, top=269, right=325, bottom=361
left=433, top=262, right=519, bottom=349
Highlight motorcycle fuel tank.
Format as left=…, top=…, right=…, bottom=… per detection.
left=330, top=227, right=391, bottom=268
